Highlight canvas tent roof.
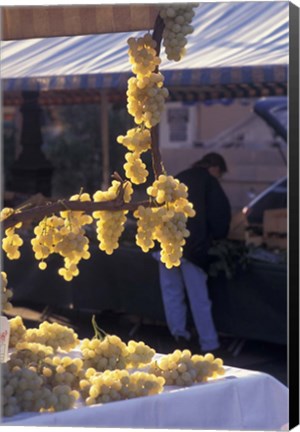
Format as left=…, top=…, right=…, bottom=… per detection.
left=1, top=2, right=289, bottom=100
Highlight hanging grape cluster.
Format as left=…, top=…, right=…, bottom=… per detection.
left=1, top=6, right=199, bottom=279
left=134, top=175, right=196, bottom=268
left=1, top=207, right=23, bottom=260
left=93, top=180, right=134, bottom=254
left=159, top=3, right=199, bottom=61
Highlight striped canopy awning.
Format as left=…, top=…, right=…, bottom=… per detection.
left=1, top=2, right=289, bottom=102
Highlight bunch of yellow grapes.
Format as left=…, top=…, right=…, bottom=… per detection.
left=30, top=193, right=93, bottom=281
left=1, top=271, right=13, bottom=312
left=127, top=73, right=169, bottom=129
left=117, top=127, right=151, bottom=154
left=159, top=4, right=199, bottom=61
left=24, top=321, right=79, bottom=352
left=117, top=128, right=152, bottom=184
left=127, top=33, right=169, bottom=129
left=40, top=355, right=85, bottom=390
left=125, top=340, right=156, bottom=368
left=147, top=174, right=189, bottom=204
left=123, top=151, right=148, bottom=184
left=9, top=342, right=54, bottom=369
left=57, top=192, right=93, bottom=280
left=1, top=207, right=23, bottom=260
left=81, top=334, right=129, bottom=371
left=93, top=180, right=134, bottom=255
left=128, top=33, right=161, bottom=76
left=80, top=368, right=165, bottom=405
left=9, top=316, right=27, bottom=348
left=31, top=215, right=64, bottom=266
left=134, top=206, right=160, bottom=253
left=154, top=209, right=190, bottom=268
left=3, top=362, right=80, bottom=416
left=149, top=349, right=225, bottom=386
left=134, top=175, right=195, bottom=268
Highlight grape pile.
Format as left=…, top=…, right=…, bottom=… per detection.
left=1, top=271, right=13, bottom=312
left=3, top=315, right=226, bottom=418
left=9, top=316, right=27, bottom=348
left=80, top=368, right=165, bottom=405
left=159, top=4, right=199, bottom=61
left=93, top=180, right=134, bottom=255
left=149, top=349, right=225, bottom=386
left=2, top=362, right=80, bottom=415
left=2, top=363, right=52, bottom=416
left=24, top=321, right=79, bottom=352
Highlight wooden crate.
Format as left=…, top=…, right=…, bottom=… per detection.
left=263, top=208, right=287, bottom=250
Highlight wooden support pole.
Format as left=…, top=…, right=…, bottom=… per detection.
left=100, top=89, right=110, bottom=189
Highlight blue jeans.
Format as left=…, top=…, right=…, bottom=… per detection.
left=157, top=256, right=219, bottom=351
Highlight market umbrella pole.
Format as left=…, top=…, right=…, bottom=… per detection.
left=100, top=89, right=110, bottom=190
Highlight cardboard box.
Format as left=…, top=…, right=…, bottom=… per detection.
left=263, top=208, right=287, bottom=250
left=265, top=236, right=287, bottom=250
left=263, top=208, right=287, bottom=236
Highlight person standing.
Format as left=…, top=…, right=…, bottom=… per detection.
left=157, top=153, right=231, bottom=353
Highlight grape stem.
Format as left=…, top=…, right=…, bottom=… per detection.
left=2, top=197, right=162, bottom=230
left=150, top=14, right=165, bottom=179
left=91, top=315, right=107, bottom=340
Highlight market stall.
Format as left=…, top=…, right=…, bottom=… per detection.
left=1, top=4, right=290, bottom=429
left=2, top=2, right=288, bottom=193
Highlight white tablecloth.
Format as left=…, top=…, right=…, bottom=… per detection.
left=2, top=361, right=288, bottom=430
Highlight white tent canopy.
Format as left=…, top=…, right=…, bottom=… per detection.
left=1, top=2, right=289, bottom=95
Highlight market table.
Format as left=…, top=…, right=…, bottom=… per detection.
left=2, top=357, right=288, bottom=430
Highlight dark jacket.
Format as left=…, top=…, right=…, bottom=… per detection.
left=176, top=166, right=231, bottom=269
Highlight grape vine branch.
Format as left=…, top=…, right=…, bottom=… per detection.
left=2, top=15, right=166, bottom=231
